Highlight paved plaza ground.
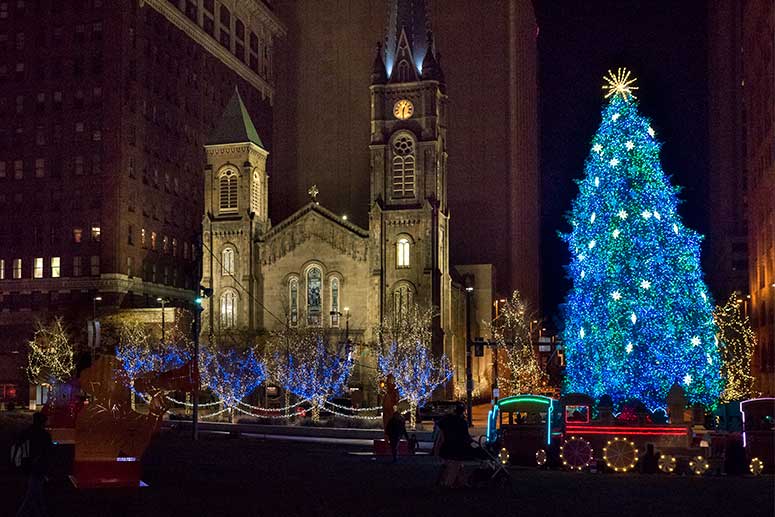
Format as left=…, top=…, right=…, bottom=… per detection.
left=2, top=420, right=773, bottom=517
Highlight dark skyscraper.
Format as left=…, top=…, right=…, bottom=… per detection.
left=0, top=0, right=283, bottom=398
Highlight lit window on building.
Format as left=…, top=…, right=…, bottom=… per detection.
left=89, top=225, right=100, bottom=242
left=162, top=236, right=169, bottom=254
left=307, top=267, right=322, bottom=326
left=51, top=257, right=60, bottom=278
left=0, top=259, right=4, bottom=280
left=330, top=278, right=340, bottom=327
left=90, top=256, right=99, bottom=276
left=220, top=290, right=237, bottom=328
left=12, top=258, right=21, bottom=279
left=397, top=238, right=411, bottom=268
left=151, top=231, right=157, bottom=250
left=33, top=257, right=43, bottom=278
left=394, top=284, right=413, bottom=315
left=222, top=247, right=235, bottom=276
left=73, top=228, right=83, bottom=243
left=219, top=169, right=238, bottom=212
left=289, top=278, right=299, bottom=327
left=392, top=135, right=416, bottom=198
left=141, top=228, right=146, bottom=248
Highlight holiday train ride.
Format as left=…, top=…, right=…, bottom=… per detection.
left=485, top=393, right=774, bottom=475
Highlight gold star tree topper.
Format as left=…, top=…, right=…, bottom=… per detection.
left=602, top=67, right=639, bottom=101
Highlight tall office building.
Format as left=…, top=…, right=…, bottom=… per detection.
left=0, top=0, right=284, bottom=400
left=742, top=0, right=774, bottom=394
left=706, top=1, right=749, bottom=301
left=272, top=0, right=540, bottom=306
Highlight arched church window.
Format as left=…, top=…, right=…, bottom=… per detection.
left=219, top=169, right=238, bottom=212
left=393, top=283, right=414, bottom=315
left=307, top=266, right=322, bottom=326
left=396, top=238, right=411, bottom=268
left=392, top=134, right=415, bottom=198
left=220, top=289, right=238, bottom=328
left=330, top=277, right=340, bottom=327
left=222, top=247, right=235, bottom=276
left=251, top=169, right=261, bottom=215
left=289, top=278, right=299, bottom=327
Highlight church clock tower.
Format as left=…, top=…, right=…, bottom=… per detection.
left=368, top=0, right=450, bottom=357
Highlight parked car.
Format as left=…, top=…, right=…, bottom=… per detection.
left=417, top=401, right=464, bottom=423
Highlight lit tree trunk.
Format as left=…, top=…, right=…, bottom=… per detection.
left=130, top=380, right=136, bottom=411
left=311, top=401, right=321, bottom=423
left=409, top=400, right=418, bottom=430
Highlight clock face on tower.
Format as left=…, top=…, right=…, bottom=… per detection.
left=393, top=99, right=414, bottom=120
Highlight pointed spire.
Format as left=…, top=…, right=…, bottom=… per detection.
left=421, top=30, right=440, bottom=81
left=370, top=41, right=387, bottom=85
left=207, top=87, right=264, bottom=148
left=384, top=0, right=430, bottom=79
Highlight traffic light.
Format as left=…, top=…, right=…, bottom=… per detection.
left=195, top=286, right=213, bottom=305
left=474, top=337, right=485, bottom=357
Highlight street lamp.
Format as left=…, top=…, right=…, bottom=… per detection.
left=93, top=296, right=102, bottom=321
left=157, top=297, right=169, bottom=344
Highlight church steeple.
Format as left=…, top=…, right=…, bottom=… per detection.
left=384, top=0, right=430, bottom=80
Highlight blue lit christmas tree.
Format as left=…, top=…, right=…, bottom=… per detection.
left=561, top=68, right=722, bottom=409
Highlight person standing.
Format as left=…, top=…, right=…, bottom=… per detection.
left=15, top=412, right=52, bottom=517
left=385, top=409, right=409, bottom=462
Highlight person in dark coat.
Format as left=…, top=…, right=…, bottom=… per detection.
left=385, top=408, right=409, bottom=462
left=435, top=405, right=478, bottom=487
left=16, top=412, right=53, bottom=517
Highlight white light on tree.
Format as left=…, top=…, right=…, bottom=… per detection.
left=641, top=210, right=652, bottom=219
left=611, top=291, right=622, bottom=300
left=691, top=336, right=701, bottom=346
left=593, top=144, right=603, bottom=154
left=647, top=126, right=655, bottom=137
left=590, top=213, right=596, bottom=223
left=625, top=140, right=634, bottom=150
left=609, top=158, right=620, bottom=166
left=595, top=176, right=600, bottom=186
left=612, top=229, right=620, bottom=238
left=630, top=312, right=637, bottom=324
left=626, top=342, right=634, bottom=354
left=612, top=113, right=621, bottom=121
left=618, top=210, right=628, bottom=219
left=640, top=280, right=651, bottom=290
left=683, top=374, right=692, bottom=386
left=588, top=240, right=596, bottom=249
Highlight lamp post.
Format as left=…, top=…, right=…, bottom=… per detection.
left=92, top=296, right=102, bottom=321
left=464, top=275, right=474, bottom=427
left=157, top=297, right=169, bottom=344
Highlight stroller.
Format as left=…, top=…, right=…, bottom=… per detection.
left=465, top=439, right=513, bottom=489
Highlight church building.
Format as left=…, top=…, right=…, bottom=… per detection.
left=200, top=0, right=496, bottom=402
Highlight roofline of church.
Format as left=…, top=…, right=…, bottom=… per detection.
left=264, top=202, right=369, bottom=240
left=204, top=141, right=268, bottom=155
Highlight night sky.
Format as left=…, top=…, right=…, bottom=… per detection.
left=534, top=0, right=709, bottom=328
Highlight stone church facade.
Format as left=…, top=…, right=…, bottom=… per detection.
left=201, top=1, right=495, bottom=402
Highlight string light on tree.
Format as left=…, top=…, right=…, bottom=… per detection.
left=27, top=318, right=75, bottom=388
left=489, top=291, right=548, bottom=396
left=561, top=68, right=722, bottom=408
left=714, top=294, right=756, bottom=402
left=377, top=304, right=453, bottom=429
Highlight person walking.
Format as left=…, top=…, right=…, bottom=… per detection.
left=15, top=412, right=52, bottom=517
left=385, top=408, right=409, bottom=463
left=435, top=405, right=473, bottom=487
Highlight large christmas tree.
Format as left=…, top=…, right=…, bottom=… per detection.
left=561, top=69, right=722, bottom=408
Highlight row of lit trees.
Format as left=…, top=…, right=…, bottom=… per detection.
left=26, top=292, right=758, bottom=414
